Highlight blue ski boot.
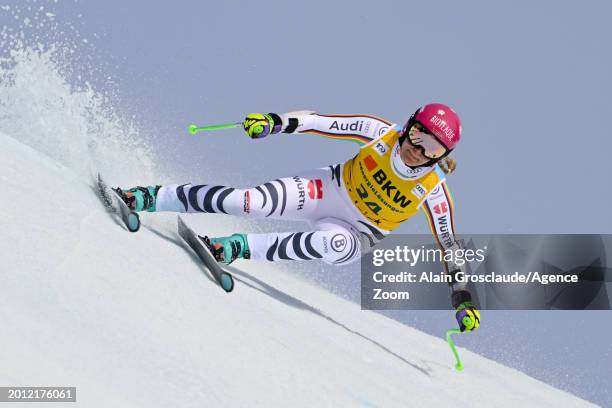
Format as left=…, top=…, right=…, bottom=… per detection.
left=200, top=234, right=251, bottom=264
left=114, top=185, right=161, bottom=212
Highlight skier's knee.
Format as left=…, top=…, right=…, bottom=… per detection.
left=318, top=227, right=361, bottom=266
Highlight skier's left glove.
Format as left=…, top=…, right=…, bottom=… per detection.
left=243, top=113, right=283, bottom=139
left=455, top=301, right=481, bottom=332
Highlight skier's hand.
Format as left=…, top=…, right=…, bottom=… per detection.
left=455, top=301, right=480, bottom=332
left=243, top=113, right=282, bottom=139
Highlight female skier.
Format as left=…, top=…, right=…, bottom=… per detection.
left=116, top=103, right=480, bottom=332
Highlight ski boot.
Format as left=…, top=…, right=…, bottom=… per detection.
left=113, top=185, right=161, bottom=212
left=199, top=234, right=251, bottom=265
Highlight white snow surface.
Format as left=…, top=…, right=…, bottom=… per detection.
left=0, top=129, right=599, bottom=408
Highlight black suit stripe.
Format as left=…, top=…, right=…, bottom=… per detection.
left=263, top=182, right=279, bottom=217
left=291, top=232, right=310, bottom=260
left=216, top=187, right=235, bottom=214
left=276, top=179, right=287, bottom=216
left=188, top=185, right=207, bottom=212
left=176, top=184, right=189, bottom=212
left=357, top=221, right=385, bottom=241
left=203, top=185, right=225, bottom=213
left=304, top=232, right=322, bottom=259
left=266, top=237, right=279, bottom=261
left=329, top=164, right=341, bottom=187
left=360, top=231, right=375, bottom=248
left=256, top=186, right=267, bottom=209
left=277, top=233, right=295, bottom=260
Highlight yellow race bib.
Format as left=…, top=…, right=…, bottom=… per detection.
left=343, top=125, right=445, bottom=231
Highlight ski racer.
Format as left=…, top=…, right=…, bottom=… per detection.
left=116, top=103, right=480, bottom=332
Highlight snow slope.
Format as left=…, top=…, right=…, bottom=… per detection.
left=0, top=131, right=599, bottom=408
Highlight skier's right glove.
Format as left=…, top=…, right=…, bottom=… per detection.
left=243, top=113, right=283, bottom=139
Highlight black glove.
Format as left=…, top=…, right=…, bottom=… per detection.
left=455, top=301, right=480, bottom=332
left=242, top=113, right=283, bottom=139
left=452, top=290, right=480, bottom=332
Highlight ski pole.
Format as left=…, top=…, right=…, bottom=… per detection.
left=446, top=328, right=464, bottom=371
left=188, top=122, right=242, bottom=135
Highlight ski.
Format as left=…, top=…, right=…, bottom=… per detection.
left=177, top=216, right=234, bottom=292
left=96, top=173, right=141, bottom=232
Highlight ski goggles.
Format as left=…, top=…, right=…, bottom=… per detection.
left=406, top=122, right=449, bottom=160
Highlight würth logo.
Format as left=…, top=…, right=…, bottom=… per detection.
left=433, top=202, right=448, bottom=215
left=307, top=179, right=323, bottom=199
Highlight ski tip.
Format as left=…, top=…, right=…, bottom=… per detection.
left=127, top=212, right=141, bottom=232
left=220, top=273, right=234, bottom=293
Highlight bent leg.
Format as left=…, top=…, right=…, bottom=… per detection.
left=247, top=218, right=362, bottom=266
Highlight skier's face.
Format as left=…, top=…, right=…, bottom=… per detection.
left=400, top=139, right=430, bottom=167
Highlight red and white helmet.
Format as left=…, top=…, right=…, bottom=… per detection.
left=402, top=103, right=462, bottom=153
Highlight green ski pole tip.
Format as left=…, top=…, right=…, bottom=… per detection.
left=188, top=124, right=199, bottom=135
left=455, top=362, right=464, bottom=371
